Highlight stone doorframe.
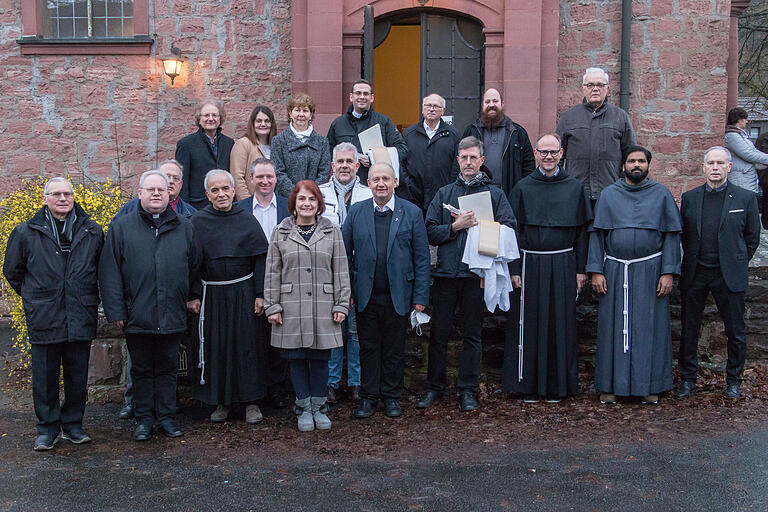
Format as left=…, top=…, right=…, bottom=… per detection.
left=292, top=0, right=560, bottom=138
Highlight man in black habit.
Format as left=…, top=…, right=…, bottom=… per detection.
left=587, top=145, right=682, bottom=405
left=187, top=170, right=270, bottom=424
left=677, top=146, right=761, bottom=400
left=503, top=133, right=593, bottom=403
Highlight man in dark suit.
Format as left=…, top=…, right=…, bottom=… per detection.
left=342, top=162, right=430, bottom=418
left=678, top=146, right=761, bottom=400
left=238, top=157, right=291, bottom=409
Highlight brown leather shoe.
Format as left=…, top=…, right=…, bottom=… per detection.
left=349, top=385, right=361, bottom=401
left=326, top=386, right=338, bottom=404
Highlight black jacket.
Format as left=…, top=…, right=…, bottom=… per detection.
left=402, top=120, right=461, bottom=213
left=461, top=116, right=535, bottom=197
left=175, top=127, right=235, bottom=204
left=98, top=206, right=201, bottom=334
left=3, top=204, right=104, bottom=344
left=425, top=170, right=517, bottom=278
left=326, top=105, right=408, bottom=182
left=680, top=182, right=761, bottom=293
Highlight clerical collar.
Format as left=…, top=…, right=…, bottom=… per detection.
left=290, top=123, right=313, bottom=138
left=373, top=195, right=396, bottom=212
left=351, top=109, right=365, bottom=119
left=424, top=121, right=439, bottom=139
left=705, top=182, right=728, bottom=192
left=538, top=166, right=560, bottom=177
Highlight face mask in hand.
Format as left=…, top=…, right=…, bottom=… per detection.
left=410, top=309, right=431, bottom=336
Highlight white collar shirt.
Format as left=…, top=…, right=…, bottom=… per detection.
left=424, top=121, right=439, bottom=140
left=252, top=193, right=278, bottom=239
left=373, top=194, right=396, bottom=212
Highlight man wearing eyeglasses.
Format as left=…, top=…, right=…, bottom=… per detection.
left=503, top=133, right=593, bottom=403
left=4, top=178, right=104, bottom=451
left=111, top=159, right=197, bottom=421
left=402, top=93, right=462, bottom=214
left=99, top=170, right=201, bottom=442
left=556, top=67, right=636, bottom=203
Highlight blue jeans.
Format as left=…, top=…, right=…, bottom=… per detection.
left=328, top=308, right=361, bottom=388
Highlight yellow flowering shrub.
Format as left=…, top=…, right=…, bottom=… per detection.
left=0, top=177, right=127, bottom=379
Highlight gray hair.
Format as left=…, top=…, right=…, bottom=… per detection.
left=158, top=159, right=184, bottom=174
left=583, top=67, right=610, bottom=85
left=368, top=162, right=396, bottom=177
left=139, top=170, right=170, bottom=189
left=204, top=169, right=234, bottom=191
left=458, top=136, right=484, bottom=156
left=250, top=157, right=275, bottom=175
left=43, top=177, right=73, bottom=195
left=704, top=146, right=732, bottom=162
left=422, top=93, right=446, bottom=108
left=332, top=142, right=359, bottom=165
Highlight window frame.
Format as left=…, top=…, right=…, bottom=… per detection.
left=18, top=0, right=152, bottom=55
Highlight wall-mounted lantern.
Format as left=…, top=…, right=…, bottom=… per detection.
left=162, top=43, right=183, bottom=85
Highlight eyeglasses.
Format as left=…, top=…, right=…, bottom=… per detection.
left=141, top=187, right=167, bottom=194
left=167, top=175, right=182, bottom=183
left=536, top=149, right=561, bottom=156
left=254, top=120, right=271, bottom=125
left=46, top=191, right=73, bottom=198
left=458, top=155, right=482, bottom=162
left=423, top=104, right=444, bottom=110
left=583, top=82, right=607, bottom=90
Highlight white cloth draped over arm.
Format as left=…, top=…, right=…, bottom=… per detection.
left=461, top=224, right=519, bottom=312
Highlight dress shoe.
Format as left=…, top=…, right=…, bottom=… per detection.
left=326, top=386, right=338, bottom=404
left=246, top=404, right=264, bottom=424
left=459, top=390, right=478, bottom=412
left=134, top=423, right=152, bottom=442
left=119, top=404, right=134, bottom=420
left=600, top=393, right=617, bottom=405
left=725, top=383, right=741, bottom=400
left=415, top=390, right=442, bottom=409
left=545, top=396, right=562, bottom=404
left=641, top=394, right=659, bottom=405
left=384, top=399, right=402, bottom=418
left=353, top=399, right=377, bottom=418
left=349, top=385, right=361, bottom=401
left=268, top=389, right=288, bottom=409
left=676, top=381, right=696, bottom=399
left=523, top=394, right=540, bottom=403
left=62, top=427, right=92, bottom=444
left=210, top=405, right=230, bottom=423
left=157, top=421, right=183, bottom=438
left=33, top=433, right=60, bottom=451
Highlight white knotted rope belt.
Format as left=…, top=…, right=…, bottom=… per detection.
left=197, top=272, right=254, bottom=385
left=604, top=252, right=662, bottom=353
left=518, top=247, right=574, bottom=382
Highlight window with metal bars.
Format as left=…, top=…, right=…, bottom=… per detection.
left=42, top=0, right=134, bottom=39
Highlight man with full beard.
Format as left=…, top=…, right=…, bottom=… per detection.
left=461, top=88, right=535, bottom=196
left=587, top=145, right=681, bottom=405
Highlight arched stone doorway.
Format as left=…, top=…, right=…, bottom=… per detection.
left=291, top=0, right=559, bottom=138
left=372, top=10, right=484, bottom=131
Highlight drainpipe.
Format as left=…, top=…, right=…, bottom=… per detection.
left=619, top=0, right=632, bottom=111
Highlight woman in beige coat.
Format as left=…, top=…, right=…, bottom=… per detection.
left=264, top=180, right=351, bottom=431
left=230, top=106, right=277, bottom=200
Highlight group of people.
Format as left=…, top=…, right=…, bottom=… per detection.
left=4, top=67, right=762, bottom=452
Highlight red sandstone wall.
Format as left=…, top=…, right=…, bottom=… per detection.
left=557, top=0, right=732, bottom=198
left=0, top=0, right=292, bottom=196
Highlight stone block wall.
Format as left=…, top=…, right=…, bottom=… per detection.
left=0, top=0, right=292, bottom=196
left=558, top=0, right=731, bottom=198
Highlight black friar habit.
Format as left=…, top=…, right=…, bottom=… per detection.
left=502, top=169, right=593, bottom=398
left=586, top=178, right=682, bottom=397
left=190, top=203, right=269, bottom=405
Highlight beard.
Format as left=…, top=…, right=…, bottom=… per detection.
left=624, top=167, right=649, bottom=184
left=480, top=107, right=504, bottom=129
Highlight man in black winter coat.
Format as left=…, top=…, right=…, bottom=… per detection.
left=326, top=79, right=407, bottom=183
left=461, top=88, right=535, bottom=197
left=175, top=98, right=235, bottom=210
left=99, top=170, right=201, bottom=442
left=417, top=137, right=517, bottom=412
left=402, top=93, right=461, bottom=214
left=3, top=177, right=104, bottom=451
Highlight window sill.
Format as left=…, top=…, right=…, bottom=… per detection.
left=17, top=36, right=154, bottom=55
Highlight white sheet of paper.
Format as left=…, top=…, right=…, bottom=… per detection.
left=358, top=124, right=384, bottom=154
left=458, top=191, right=493, bottom=221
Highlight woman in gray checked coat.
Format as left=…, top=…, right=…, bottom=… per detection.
left=271, top=93, right=332, bottom=197
left=264, top=180, right=350, bottom=432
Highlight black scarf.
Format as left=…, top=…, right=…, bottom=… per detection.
left=44, top=206, right=76, bottom=253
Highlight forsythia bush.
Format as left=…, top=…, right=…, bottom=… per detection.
left=0, top=177, right=127, bottom=375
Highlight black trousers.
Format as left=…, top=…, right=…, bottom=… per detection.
left=427, top=277, right=485, bottom=392
left=258, top=316, right=287, bottom=393
left=125, top=333, right=181, bottom=426
left=31, top=340, right=91, bottom=436
left=356, top=297, right=408, bottom=401
left=679, top=266, right=747, bottom=385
